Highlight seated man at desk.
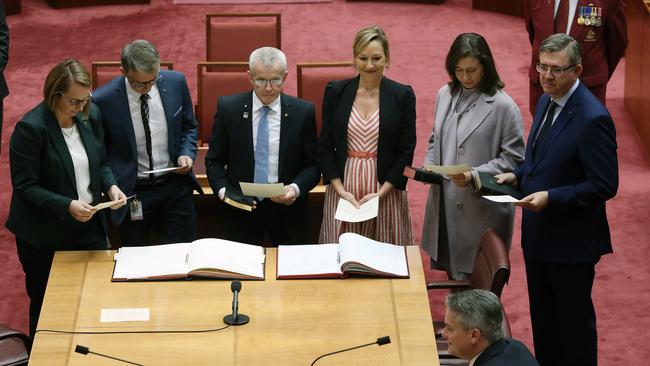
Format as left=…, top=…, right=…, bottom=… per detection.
left=205, top=47, right=320, bottom=246
left=443, top=289, right=538, bottom=366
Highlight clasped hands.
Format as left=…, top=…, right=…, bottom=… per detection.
left=495, top=173, right=548, bottom=212
left=338, top=191, right=378, bottom=209
left=68, top=185, right=128, bottom=222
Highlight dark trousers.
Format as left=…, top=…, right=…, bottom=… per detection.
left=16, top=238, right=106, bottom=340
left=221, top=197, right=310, bottom=246
left=525, top=257, right=598, bottom=366
left=119, top=174, right=197, bottom=246
left=529, top=81, right=606, bottom=116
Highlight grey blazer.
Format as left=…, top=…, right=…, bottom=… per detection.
left=421, top=85, right=524, bottom=275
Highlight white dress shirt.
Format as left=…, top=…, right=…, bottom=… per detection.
left=537, top=79, right=580, bottom=141
left=61, top=124, right=93, bottom=204
left=125, top=79, right=171, bottom=178
left=554, top=0, right=578, bottom=34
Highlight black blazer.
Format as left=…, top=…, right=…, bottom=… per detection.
left=5, top=102, right=117, bottom=249
left=475, top=338, right=539, bottom=366
left=318, top=76, right=416, bottom=190
left=0, top=2, right=8, bottom=99
left=205, top=91, right=320, bottom=197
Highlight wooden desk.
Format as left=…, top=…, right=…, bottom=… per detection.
left=31, top=247, right=439, bottom=365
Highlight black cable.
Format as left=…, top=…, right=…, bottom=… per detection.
left=35, top=324, right=230, bottom=335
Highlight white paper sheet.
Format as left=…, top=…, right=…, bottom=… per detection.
left=422, top=164, right=472, bottom=175
left=100, top=308, right=150, bottom=322
left=482, top=195, right=522, bottom=203
left=276, top=244, right=342, bottom=277
left=334, top=196, right=379, bottom=223
left=93, top=195, right=135, bottom=211
left=141, top=166, right=183, bottom=174
left=239, top=182, right=286, bottom=198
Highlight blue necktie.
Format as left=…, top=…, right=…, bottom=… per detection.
left=254, top=106, right=271, bottom=190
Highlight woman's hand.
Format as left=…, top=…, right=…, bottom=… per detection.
left=339, top=191, right=360, bottom=209
left=107, top=185, right=128, bottom=209
left=69, top=200, right=96, bottom=222
left=449, top=172, right=472, bottom=187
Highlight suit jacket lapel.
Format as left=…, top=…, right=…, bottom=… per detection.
left=278, top=94, right=292, bottom=180
left=433, top=89, right=453, bottom=165
left=45, top=112, right=76, bottom=190
left=532, top=88, right=581, bottom=167
left=156, top=75, right=175, bottom=157
left=114, top=79, right=139, bottom=160
left=457, top=93, right=493, bottom=146
left=336, top=76, right=358, bottom=153
left=243, top=92, right=255, bottom=176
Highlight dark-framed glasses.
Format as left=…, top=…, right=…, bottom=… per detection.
left=536, top=64, right=575, bottom=77
left=128, top=74, right=161, bottom=89
left=253, top=78, right=283, bottom=88
left=61, top=91, right=93, bottom=107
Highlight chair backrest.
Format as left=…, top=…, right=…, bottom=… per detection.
left=0, top=324, right=31, bottom=366
left=197, top=62, right=251, bottom=145
left=91, top=61, right=174, bottom=90
left=296, top=62, right=355, bottom=137
left=468, top=228, right=510, bottom=297
left=206, top=13, right=281, bottom=62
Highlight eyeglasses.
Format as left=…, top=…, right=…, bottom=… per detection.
left=61, top=92, right=92, bottom=107
left=253, top=78, right=283, bottom=88
left=536, top=64, right=575, bottom=77
left=128, top=74, right=161, bottom=89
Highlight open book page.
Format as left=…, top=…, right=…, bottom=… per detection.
left=187, top=238, right=265, bottom=279
left=277, top=244, right=343, bottom=278
left=338, top=233, right=409, bottom=277
left=113, top=243, right=191, bottom=280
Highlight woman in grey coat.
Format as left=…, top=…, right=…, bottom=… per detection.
left=421, top=33, right=525, bottom=279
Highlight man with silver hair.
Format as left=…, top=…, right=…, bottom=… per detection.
left=443, top=289, right=538, bottom=365
left=497, top=33, right=618, bottom=366
left=94, top=39, right=201, bottom=246
left=206, top=47, right=319, bottom=245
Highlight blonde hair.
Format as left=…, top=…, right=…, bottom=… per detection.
left=353, top=25, right=390, bottom=61
left=43, top=59, right=91, bottom=118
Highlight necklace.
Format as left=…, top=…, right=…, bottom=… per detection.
left=61, top=124, right=76, bottom=138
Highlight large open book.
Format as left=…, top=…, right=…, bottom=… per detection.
left=276, top=233, right=409, bottom=279
left=112, top=238, right=266, bottom=281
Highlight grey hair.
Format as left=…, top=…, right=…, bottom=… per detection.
left=539, top=33, right=582, bottom=66
left=249, top=47, right=287, bottom=73
left=445, top=289, right=504, bottom=344
left=121, top=39, right=160, bottom=74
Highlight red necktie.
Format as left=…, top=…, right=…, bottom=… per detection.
left=555, top=0, right=570, bottom=33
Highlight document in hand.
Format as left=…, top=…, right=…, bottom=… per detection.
left=276, top=233, right=409, bottom=279
left=473, top=171, right=523, bottom=199
left=112, top=238, right=266, bottom=281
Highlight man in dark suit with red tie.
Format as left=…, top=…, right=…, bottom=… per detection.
left=524, top=0, right=627, bottom=115
left=498, top=34, right=618, bottom=366
left=205, top=47, right=319, bottom=246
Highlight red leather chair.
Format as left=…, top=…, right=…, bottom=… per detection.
left=205, top=13, right=281, bottom=62
left=196, top=62, right=250, bottom=146
left=91, top=61, right=173, bottom=90
left=296, top=62, right=355, bottom=137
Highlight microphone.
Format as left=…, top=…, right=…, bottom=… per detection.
left=75, top=345, right=143, bottom=365
left=223, top=280, right=250, bottom=325
left=310, top=336, right=391, bottom=365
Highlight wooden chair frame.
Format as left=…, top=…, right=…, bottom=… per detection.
left=91, top=61, right=174, bottom=90
left=205, top=13, right=281, bottom=61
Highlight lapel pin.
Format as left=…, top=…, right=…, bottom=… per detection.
left=284, top=113, right=288, bottom=117
left=243, top=112, right=249, bottom=119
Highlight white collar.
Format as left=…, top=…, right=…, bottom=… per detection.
left=252, top=91, right=281, bottom=114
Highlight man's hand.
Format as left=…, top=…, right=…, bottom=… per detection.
left=69, top=200, right=96, bottom=222
left=448, top=172, right=472, bottom=187
left=107, top=185, right=127, bottom=209
left=270, top=185, right=298, bottom=206
left=174, top=155, right=193, bottom=174
left=517, top=191, right=549, bottom=212
left=495, top=172, right=518, bottom=187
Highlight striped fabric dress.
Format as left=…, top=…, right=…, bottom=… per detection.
left=319, top=105, right=413, bottom=246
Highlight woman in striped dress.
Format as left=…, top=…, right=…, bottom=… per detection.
left=318, top=26, right=416, bottom=246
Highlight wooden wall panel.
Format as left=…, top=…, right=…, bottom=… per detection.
left=472, top=0, right=524, bottom=17
left=624, top=0, right=650, bottom=159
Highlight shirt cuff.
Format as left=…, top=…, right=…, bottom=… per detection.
left=218, top=187, right=226, bottom=200
left=290, top=183, right=301, bottom=198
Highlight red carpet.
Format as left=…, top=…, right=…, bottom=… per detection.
left=1, top=0, right=649, bottom=363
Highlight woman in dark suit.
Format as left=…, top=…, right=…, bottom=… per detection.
left=318, top=25, right=416, bottom=246
left=6, top=59, right=126, bottom=339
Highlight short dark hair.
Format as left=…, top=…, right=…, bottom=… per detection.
left=446, top=289, right=504, bottom=344
left=539, top=33, right=582, bottom=65
left=121, top=39, right=160, bottom=74
left=445, top=33, right=504, bottom=96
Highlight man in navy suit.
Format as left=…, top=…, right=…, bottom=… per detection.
left=205, top=47, right=319, bottom=245
left=443, top=289, right=538, bottom=366
left=498, top=34, right=618, bottom=366
left=94, top=40, right=201, bottom=246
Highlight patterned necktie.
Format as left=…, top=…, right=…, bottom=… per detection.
left=534, top=101, right=558, bottom=160
left=555, top=0, right=570, bottom=33
left=140, top=93, right=154, bottom=180
left=254, top=106, right=271, bottom=189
